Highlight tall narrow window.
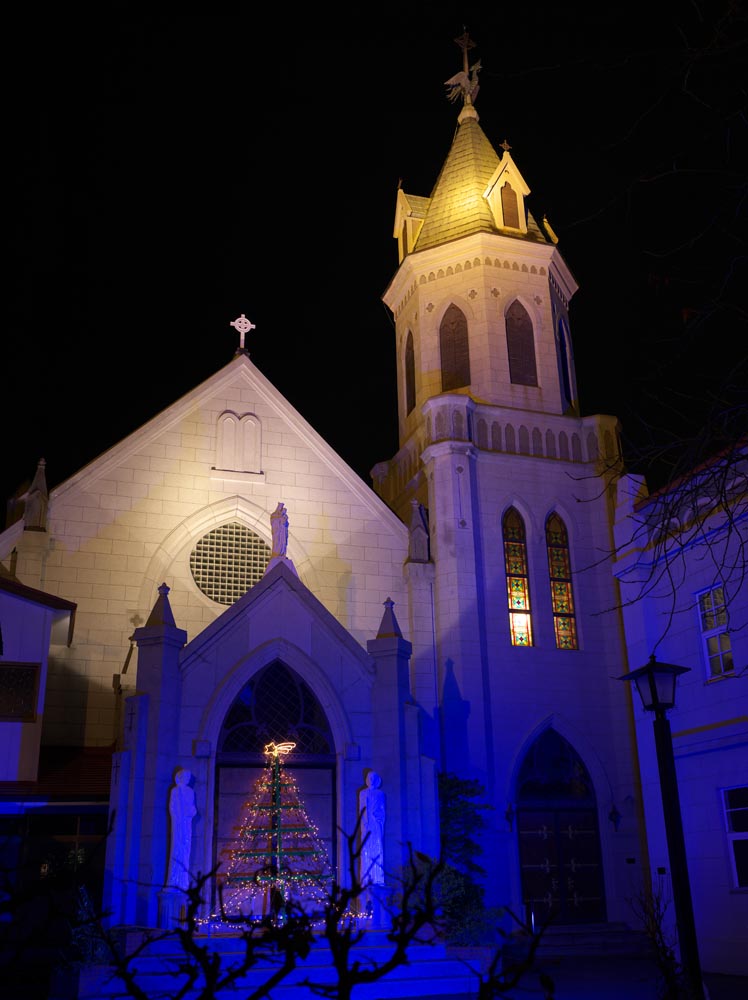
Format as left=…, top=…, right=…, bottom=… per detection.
left=440, top=304, right=470, bottom=391
left=698, top=586, right=734, bottom=678
left=723, top=786, right=748, bottom=888
left=405, top=331, right=416, bottom=415
left=557, top=317, right=573, bottom=410
left=546, top=513, right=578, bottom=649
left=501, top=181, right=520, bottom=229
left=506, top=301, right=538, bottom=386
left=503, top=508, right=533, bottom=646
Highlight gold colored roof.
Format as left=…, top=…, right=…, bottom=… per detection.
left=411, top=112, right=549, bottom=251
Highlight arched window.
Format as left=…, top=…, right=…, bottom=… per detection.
left=405, top=331, right=416, bottom=415
left=440, top=304, right=470, bottom=391
left=501, top=181, right=520, bottom=229
left=503, top=508, right=533, bottom=646
left=218, top=661, right=334, bottom=759
left=216, top=411, right=262, bottom=473
left=506, top=301, right=538, bottom=386
left=215, top=662, right=337, bottom=912
left=546, top=514, right=578, bottom=649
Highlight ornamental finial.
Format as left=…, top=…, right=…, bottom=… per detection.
left=230, top=313, right=256, bottom=355
left=445, top=31, right=481, bottom=106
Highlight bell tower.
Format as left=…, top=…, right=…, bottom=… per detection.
left=375, top=34, right=589, bottom=520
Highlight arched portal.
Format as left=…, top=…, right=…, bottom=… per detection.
left=516, top=728, right=605, bottom=925
left=214, top=660, right=337, bottom=915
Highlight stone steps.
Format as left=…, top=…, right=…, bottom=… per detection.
left=71, top=922, right=655, bottom=998
left=502, top=921, right=655, bottom=960
left=76, top=929, right=484, bottom=999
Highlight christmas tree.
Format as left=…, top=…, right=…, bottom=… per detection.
left=218, top=741, right=333, bottom=921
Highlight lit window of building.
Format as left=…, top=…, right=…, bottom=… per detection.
left=546, top=513, right=578, bottom=650
left=698, top=586, right=734, bottom=678
left=503, top=508, right=533, bottom=646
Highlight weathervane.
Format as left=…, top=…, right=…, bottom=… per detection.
left=444, top=30, right=481, bottom=106
left=230, top=313, right=255, bottom=355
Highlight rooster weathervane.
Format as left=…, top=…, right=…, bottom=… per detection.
left=444, top=30, right=481, bottom=106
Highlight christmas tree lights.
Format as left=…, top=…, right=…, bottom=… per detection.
left=217, top=741, right=333, bottom=923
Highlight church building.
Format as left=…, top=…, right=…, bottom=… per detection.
left=1, top=37, right=745, bottom=984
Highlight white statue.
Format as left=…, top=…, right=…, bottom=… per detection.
left=166, top=768, right=197, bottom=891
left=270, top=502, right=289, bottom=558
left=359, top=771, right=386, bottom=885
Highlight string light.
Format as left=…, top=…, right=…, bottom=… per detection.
left=201, top=740, right=351, bottom=931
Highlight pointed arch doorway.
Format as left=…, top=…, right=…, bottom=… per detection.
left=214, top=660, right=337, bottom=914
left=516, top=728, right=606, bottom=925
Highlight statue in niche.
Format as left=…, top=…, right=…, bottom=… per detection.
left=166, top=768, right=197, bottom=891
left=359, top=771, right=386, bottom=885
left=270, top=502, right=289, bottom=558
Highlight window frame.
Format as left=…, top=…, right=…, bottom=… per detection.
left=545, top=514, right=579, bottom=650
left=696, top=584, right=734, bottom=680
left=503, top=507, right=533, bottom=647
left=722, top=785, right=748, bottom=889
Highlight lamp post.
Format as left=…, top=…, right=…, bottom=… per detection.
left=619, top=655, right=705, bottom=1000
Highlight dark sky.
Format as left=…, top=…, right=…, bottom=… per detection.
left=5, top=4, right=746, bottom=511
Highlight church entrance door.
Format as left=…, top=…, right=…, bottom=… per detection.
left=214, top=661, right=337, bottom=917
left=516, top=729, right=606, bottom=925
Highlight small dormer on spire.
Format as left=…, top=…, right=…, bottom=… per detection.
left=484, top=141, right=532, bottom=234
left=444, top=30, right=481, bottom=123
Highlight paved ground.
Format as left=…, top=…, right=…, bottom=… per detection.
left=481, top=954, right=748, bottom=999
left=415, top=954, right=747, bottom=999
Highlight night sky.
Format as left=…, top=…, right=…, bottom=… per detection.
left=5, top=4, right=746, bottom=511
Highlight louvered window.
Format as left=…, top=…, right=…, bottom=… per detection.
left=440, top=304, right=470, bottom=391
left=501, top=181, right=520, bottom=229
left=506, top=301, right=538, bottom=386
left=405, top=331, right=416, bottom=415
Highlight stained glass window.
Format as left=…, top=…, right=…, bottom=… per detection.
left=503, top=508, right=533, bottom=646
left=546, top=514, right=578, bottom=650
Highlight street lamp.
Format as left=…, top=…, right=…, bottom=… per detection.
left=619, top=655, right=705, bottom=1000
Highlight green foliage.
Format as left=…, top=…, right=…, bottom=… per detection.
left=435, top=863, right=504, bottom=946
left=438, top=772, right=492, bottom=876
left=436, top=772, right=502, bottom=945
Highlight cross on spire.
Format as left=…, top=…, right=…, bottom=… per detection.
left=230, top=313, right=256, bottom=355
left=454, top=29, right=476, bottom=76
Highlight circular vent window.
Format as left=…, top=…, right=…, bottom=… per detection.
left=190, top=521, right=271, bottom=605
